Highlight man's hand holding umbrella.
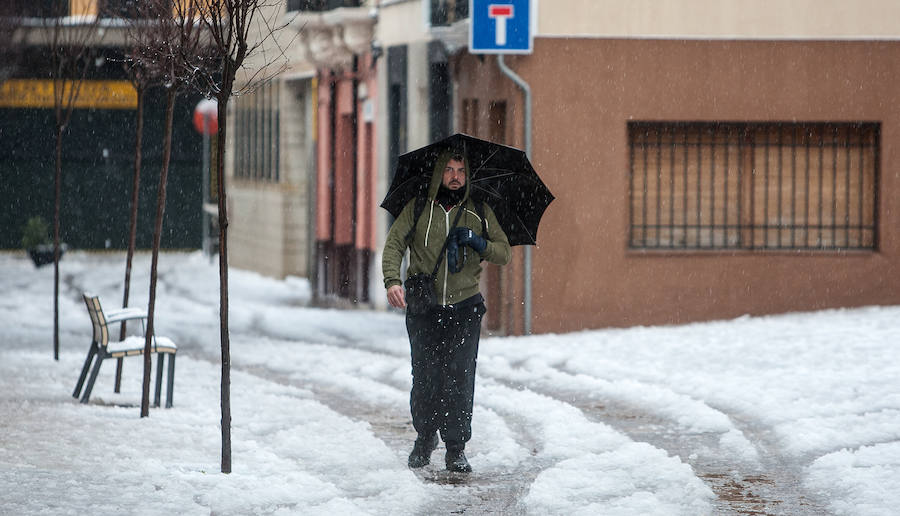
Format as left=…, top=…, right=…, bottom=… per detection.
left=448, top=227, right=487, bottom=273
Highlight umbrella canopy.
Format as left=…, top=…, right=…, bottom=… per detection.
left=380, top=133, right=554, bottom=246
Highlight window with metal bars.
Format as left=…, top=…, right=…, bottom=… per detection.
left=234, top=82, right=280, bottom=182
left=628, top=122, right=878, bottom=251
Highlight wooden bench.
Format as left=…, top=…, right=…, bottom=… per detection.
left=73, top=294, right=177, bottom=408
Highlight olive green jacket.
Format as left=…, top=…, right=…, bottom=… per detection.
left=382, top=152, right=511, bottom=306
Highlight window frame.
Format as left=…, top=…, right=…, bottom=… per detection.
left=627, top=121, right=880, bottom=252
left=233, top=82, right=280, bottom=183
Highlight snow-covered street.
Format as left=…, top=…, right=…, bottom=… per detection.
left=1, top=251, right=898, bottom=515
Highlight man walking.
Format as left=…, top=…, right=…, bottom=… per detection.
left=382, top=150, right=510, bottom=472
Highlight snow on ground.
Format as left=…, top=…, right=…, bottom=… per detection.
left=1, top=251, right=899, bottom=515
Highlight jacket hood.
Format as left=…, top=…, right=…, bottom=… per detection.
left=427, top=149, right=471, bottom=204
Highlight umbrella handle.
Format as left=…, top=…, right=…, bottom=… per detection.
left=450, top=244, right=468, bottom=274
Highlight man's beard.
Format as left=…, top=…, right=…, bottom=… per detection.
left=436, top=184, right=465, bottom=206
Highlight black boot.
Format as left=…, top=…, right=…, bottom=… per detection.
left=445, top=444, right=472, bottom=473
left=407, top=433, right=439, bottom=468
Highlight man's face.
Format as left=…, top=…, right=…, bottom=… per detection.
left=442, top=158, right=466, bottom=190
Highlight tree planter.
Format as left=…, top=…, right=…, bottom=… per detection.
left=28, top=244, right=66, bottom=267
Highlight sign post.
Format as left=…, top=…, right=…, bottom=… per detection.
left=193, top=98, right=218, bottom=259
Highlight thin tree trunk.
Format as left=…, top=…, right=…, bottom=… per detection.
left=53, top=125, right=62, bottom=361
left=122, top=87, right=146, bottom=340
left=116, top=87, right=146, bottom=393
left=142, top=87, right=176, bottom=418
left=216, top=93, right=231, bottom=474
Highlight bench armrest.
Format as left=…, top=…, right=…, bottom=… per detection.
left=105, top=307, right=148, bottom=323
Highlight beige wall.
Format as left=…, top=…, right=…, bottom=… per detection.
left=229, top=187, right=288, bottom=277
left=227, top=77, right=313, bottom=279
left=540, top=0, right=900, bottom=39
left=459, top=39, right=900, bottom=333
left=280, top=78, right=314, bottom=278
left=227, top=183, right=311, bottom=280
left=375, top=0, right=430, bottom=46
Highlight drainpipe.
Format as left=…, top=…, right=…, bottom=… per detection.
left=496, top=54, right=533, bottom=335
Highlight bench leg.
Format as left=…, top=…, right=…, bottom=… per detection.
left=80, top=355, right=104, bottom=404
left=114, top=358, right=124, bottom=393
left=73, top=346, right=97, bottom=398
left=154, top=354, right=164, bottom=408
left=166, top=353, right=175, bottom=408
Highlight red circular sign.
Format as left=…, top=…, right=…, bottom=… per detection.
left=193, top=99, right=218, bottom=134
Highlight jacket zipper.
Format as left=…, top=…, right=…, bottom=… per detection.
left=442, top=206, right=451, bottom=304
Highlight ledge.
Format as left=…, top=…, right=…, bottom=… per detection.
left=287, top=7, right=375, bottom=68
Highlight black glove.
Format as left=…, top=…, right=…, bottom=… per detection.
left=450, top=227, right=487, bottom=253
left=447, top=227, right=486, bottom=274
left=447, top=236, right=462, bottom=273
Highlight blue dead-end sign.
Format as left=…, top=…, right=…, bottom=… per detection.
left=469, top=0, right=534, bottom=54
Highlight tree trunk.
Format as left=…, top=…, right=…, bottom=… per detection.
left=122, top=87, right=146, bottom=341
left=216, top=91, right=231, bottom=474
left=116, top=87, right=146, bottom=393
left=53, top=125, right=62, bottom=361
left=142, top=87, right=176, bottom=418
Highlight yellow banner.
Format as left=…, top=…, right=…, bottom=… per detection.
left=0, top=79, right=138, bottom=109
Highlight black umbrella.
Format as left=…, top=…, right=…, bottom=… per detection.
left=380, top=133, right=554, bottom=246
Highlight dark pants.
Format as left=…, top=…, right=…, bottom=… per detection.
left=406, top=301, right=486, bottom=448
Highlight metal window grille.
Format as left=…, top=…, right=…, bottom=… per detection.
left=233, top=83, right=280, bottom=182
left=628, top=122, right=879, bottom=251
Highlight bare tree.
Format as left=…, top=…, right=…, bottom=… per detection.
left=109, top=3, right=165, bottom=395
left=138, top=0, right=212, bottom=418
left=191, top=0, right=291, bottom=473
left=41, top=7, right=102, bottom=360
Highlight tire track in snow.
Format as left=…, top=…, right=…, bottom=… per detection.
left=485, top=358, right=831, bottom=515
left=697, top=407, right=831, bottom=515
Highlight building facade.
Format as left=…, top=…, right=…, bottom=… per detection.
left=228, top=1, right=380, bottom=302
left=453, top=0, right=900, bottom=333
left=233, top=0, right=456, bottom=304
